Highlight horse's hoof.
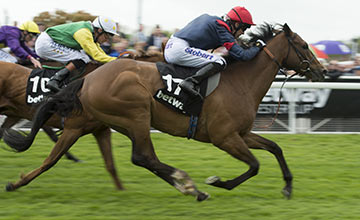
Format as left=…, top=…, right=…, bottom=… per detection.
left=282, top=187, right=292, bottom=199
left=205, top=176, right=220, bottom=185
left=5, top=182, right=15, bottom=192
left=196, top=192, right=210, bottom=202
left=116, top=185, right=125, bottom=191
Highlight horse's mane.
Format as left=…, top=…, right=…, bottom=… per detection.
left=246, top=22, right=282, bottom=43
left=224, top=22, right=283, bottom=64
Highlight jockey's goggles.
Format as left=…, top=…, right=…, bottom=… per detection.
left=240, top=23, right=251, bottom=32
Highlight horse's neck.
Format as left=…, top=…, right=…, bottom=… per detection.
left=239, top=35, right=288, bottom=105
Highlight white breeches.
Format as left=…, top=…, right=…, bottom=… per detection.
left=164, top=36, right=226, bottom=68
left=0, top=49, right=18, bottom=63
left=35, top=32, right=91, bottom=64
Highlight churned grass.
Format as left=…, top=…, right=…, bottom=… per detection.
left=0, top=132, right=359, bottom=220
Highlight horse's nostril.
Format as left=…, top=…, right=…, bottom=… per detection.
left=322, top=69, right=328, bottom=74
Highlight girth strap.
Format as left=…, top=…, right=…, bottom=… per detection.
left=187, top=115, right=198, bottom=139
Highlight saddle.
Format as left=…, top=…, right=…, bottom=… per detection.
left=154, top=62, right=221, bottom=117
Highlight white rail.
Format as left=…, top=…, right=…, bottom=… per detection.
left=264, top=81, right=360, bottom=133
left=271, top=82, right=360, bottom=90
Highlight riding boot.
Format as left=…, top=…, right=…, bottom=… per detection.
left=179, top=62, right=225, bottom=97
left=46, top=68, right=70, bottom=92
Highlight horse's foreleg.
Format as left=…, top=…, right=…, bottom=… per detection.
left=128, top=126, right=209, bottom=201
left=244, top=132, right=293, bottom=199
left=93, top=127, right=124, bottom=190
left=42, top=125, right=82, bottom=163
left=5, top=129, right=80, bottom=191
left=206, top=132, right=259, bottom=190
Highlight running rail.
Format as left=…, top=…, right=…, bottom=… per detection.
left=267, top=81, right=360, bottom=133
left=271, top=82, right=360, bottom=89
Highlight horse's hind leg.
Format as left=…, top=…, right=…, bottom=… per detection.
left=0, top=116, right=81, bottom=162
left=122, top=122, right=209, bottom=201
left=42, top=125, right=81, bottom=163
left=5, top=129, right=81, bottom=191
left=93, top=127, right=124, bottom=190
left=244, top=132, right=293, bottom=199
left=0, top=116, right=21, bottom=139
left=206, top=132, right=260, bottom=190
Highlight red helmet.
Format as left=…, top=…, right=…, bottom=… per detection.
left=227, top=6, right=255, bottom=25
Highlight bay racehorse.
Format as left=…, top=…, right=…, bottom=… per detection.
left=0, top=60, right=83, bottom=162
left=0, top=54, right=162, bottom=161
left=0, top=61, right=103, bottom=161
left=1, top=53, right=165, bottom=188
left=4, top=24, right=327, bottom=201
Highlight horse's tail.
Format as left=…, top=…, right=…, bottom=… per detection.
left=3, top=79, right=85, bottom=152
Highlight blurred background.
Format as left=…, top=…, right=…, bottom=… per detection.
left=2, top=0, right=360, bottom=133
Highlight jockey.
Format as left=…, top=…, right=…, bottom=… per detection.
left=164, top=6, right=266, bottom=97
left=0, top=21, right=42, bottom=68
left=35, top=16, right=118, bottom=92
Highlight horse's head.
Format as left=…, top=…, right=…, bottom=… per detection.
left=281, top=23, right=327, bottom=81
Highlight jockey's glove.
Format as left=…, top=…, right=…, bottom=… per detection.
left=255, top=39, right=266, bottom=49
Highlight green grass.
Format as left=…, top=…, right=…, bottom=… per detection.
left=0, top=132, right=359, bottom=220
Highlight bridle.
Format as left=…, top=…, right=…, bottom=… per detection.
left=282, top=33, right=316, bottom=76
left=255, top=31, right=317, bottom=129
left=263, top=32, right=316, bottom=77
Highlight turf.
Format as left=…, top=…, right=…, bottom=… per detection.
left=0, top=132, right=359, bottom=220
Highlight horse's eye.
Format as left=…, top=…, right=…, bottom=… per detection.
left=302, top=44, right=309, bottom=49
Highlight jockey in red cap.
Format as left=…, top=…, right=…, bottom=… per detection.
left=164, top=6, right=265, bottom=98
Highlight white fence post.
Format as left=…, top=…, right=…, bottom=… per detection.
left=269, top=81, right=360, bottom=134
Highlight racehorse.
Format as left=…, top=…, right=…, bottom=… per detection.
left=133, top=50, right=164, bottom=62
left=0, top=60, right=127, bottom=189
left=0, top=54, right=163, bottom=162
left=0, top=60, right=82, bottom=162
left=4, top=23, right=327, bottom=201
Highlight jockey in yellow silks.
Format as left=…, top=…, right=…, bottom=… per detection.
left=35, top=16, right=118, bottom=92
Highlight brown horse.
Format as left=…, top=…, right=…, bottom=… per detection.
left=4, top=24, right=327, bottom=201
left=0, top=61, right=104, bottom=162
left=0, top=60, right=83, bottom=162
left=0, top=60, right=127, bottom=189
left=0, top=54, right=163, bottom=162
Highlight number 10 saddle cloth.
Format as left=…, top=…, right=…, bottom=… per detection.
left=26, top=68, right=58, bottom=105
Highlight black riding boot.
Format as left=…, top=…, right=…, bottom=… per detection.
left=46, top=68, right=70, bottom=92
left=179, top=62, right=225, bottom=97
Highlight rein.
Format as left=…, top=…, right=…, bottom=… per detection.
left=118, top=51, right=134, bottom=58
left=254, top=33, right=311, bottom=129
left=263, top=47, right=287, bottom=76
left=284, top=34, right=317, bottom=75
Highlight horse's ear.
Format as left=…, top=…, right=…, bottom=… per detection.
left=283, top=23, right=293, bottom=36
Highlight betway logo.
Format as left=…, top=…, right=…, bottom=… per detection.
left=27, top=94, right=44, bottom=104
left=263, top=88, right=331, bottom=108
left=155, top=90, right=184, bottom=110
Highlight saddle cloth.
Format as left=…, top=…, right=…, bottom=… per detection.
left=154, top=62, right=220, bottom=116
left=26, top=68, right=58, bottom=105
